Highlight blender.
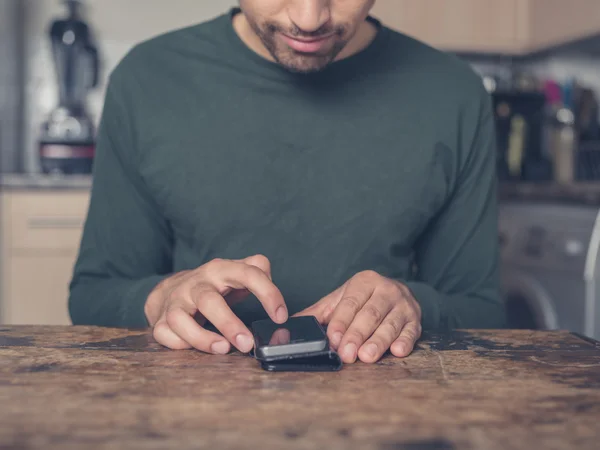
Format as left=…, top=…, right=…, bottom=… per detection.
left=38, top=0, right=99, bottom=175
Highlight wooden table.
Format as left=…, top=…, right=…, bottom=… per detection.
left=1, top=327, right=600, bottom=450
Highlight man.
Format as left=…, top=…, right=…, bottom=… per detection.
left=69, top=0, right=506, bottom=364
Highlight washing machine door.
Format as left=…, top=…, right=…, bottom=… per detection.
left=501, top=270, right=559, bottom=330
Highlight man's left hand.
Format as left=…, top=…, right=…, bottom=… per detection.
left=294, top=271, right=422, bottom=364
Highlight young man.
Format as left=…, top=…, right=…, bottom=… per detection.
left=69, top=1, right=505, bottom=364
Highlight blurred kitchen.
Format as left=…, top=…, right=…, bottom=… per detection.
left=1, top=0, right=600, bottom=341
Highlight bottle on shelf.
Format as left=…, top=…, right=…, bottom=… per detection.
left=544, top=79, right=577, bottom=184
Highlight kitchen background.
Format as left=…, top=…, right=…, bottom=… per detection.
left=1, top=0, right=600, bottom=340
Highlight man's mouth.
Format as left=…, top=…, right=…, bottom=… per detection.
left=280, top=33, right=335, bottom=54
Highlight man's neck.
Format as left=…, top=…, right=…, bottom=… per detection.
left=232, top=12, right=379, bottom=64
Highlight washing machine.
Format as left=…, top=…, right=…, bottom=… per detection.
left=498, top=201, right=600, bottom=340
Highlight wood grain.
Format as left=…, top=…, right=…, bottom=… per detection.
left=1, top=327, right=599, bottom=450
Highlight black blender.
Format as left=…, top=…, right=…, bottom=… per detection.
left=38, top=0, right=100, bottom=175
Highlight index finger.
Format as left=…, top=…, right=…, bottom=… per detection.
left=206, top=260, right=288, bottom=324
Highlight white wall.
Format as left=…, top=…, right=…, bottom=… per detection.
left=23, top=0, right=236, bottom=173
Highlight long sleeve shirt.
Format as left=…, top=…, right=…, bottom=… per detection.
left=69, top=9, right=506, bottom=330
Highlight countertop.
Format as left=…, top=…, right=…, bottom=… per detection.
left=498, top=182, right=600, bottom=206
left=0, top=173, right=92, bottom=190
left=1, top=326, right=599, bottom=449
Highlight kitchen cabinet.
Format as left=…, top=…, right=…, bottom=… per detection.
left=372, top=0, right=600, bottom=55
left=5, top=255, right=77, bottom=325
left=0, top=190, right=90, bottom=325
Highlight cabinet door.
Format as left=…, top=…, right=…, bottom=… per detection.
left=2, top=254, right=76, bottom=325
left=526, top=0, right=600, bottom=51
left=373, top=0, right=520, bottom=53
left=4, top=191, right=89, bottom=251
left=1, top=190, right=89, bottom=325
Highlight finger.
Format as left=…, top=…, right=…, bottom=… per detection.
left=327, top=280, right=375, bottom=357
left=357, top=309, right=407, bottom=363
left=205, top=260, right=287, bottom=324
left=338, top=293, right=395, bottom=363
left=224, top=289, right=251, bottom=306
left=165, top=306, right=232, bottom=355
left=223, top=254, right=271, bottom=303
left=192, top=285, right=254, bottom=353
left=240, top=254, right=273, bottom=280
left=390, top=321, right=422, bottom=358
left=153, top=318, right=193, bottom=350
left=292, top=283, right=345, bottom=324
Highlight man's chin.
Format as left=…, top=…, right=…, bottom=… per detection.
left=272, top=52, right=335, bottom=74
left=280, top=61, right=331, bottom=74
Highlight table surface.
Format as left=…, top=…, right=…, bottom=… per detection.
left=1, top=327, right=599, bottom=450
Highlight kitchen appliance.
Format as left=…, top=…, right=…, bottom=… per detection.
left=38, top=0, right=99, bottom=175
left=498, top=201, right=600, bottom=340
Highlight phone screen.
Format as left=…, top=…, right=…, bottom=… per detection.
left=252, top=316, right=327, bottom=358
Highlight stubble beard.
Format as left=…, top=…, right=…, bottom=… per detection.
left=246, top=18, right=349, bottom=74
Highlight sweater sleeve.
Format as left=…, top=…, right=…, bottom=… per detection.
left=68, top=73, right=173, bottom=328
left=404, top=89, right=506, bottom=330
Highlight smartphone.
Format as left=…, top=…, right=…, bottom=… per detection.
left=251, top=316, right=328, bottom=361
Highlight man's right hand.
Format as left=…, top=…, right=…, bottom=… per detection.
left=144, top=254, right=287, bottom=354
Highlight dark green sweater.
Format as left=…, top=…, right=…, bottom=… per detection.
left=69, top=9, right=505, bottom=330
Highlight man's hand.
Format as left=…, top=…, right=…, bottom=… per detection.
left=295, top=271, right=422, bottom=364
left=145, top=254, right=287, bottom=354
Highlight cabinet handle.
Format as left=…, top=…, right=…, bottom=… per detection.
left=28, top=217, right=84, bottom=229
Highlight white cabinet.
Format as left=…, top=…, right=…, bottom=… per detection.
left=1, top=190, right=90, bottom=325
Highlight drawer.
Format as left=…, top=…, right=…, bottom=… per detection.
left=2, top=191, right=90, bottom=251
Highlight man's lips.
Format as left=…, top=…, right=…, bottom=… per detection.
left=280, top=33, right=335, bottom=53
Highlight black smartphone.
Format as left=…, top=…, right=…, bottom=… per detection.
left=251, top=316, right=328, bottom=362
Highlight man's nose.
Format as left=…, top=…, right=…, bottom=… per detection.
left=288, top=0, right=331, bottom=33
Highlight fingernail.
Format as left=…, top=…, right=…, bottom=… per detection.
left=395, top=342, right=407, bottom=355
left=236, top=334, right=254, bottom=353
left=343, top=343, right=357, bottom=362
left=276, top=306, right=288, bottom=323
left=365, top=343, right=378, bottom=358
left=211, top=341, right=230, bottom=355
left=331, top=332, right=343, bottom=347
